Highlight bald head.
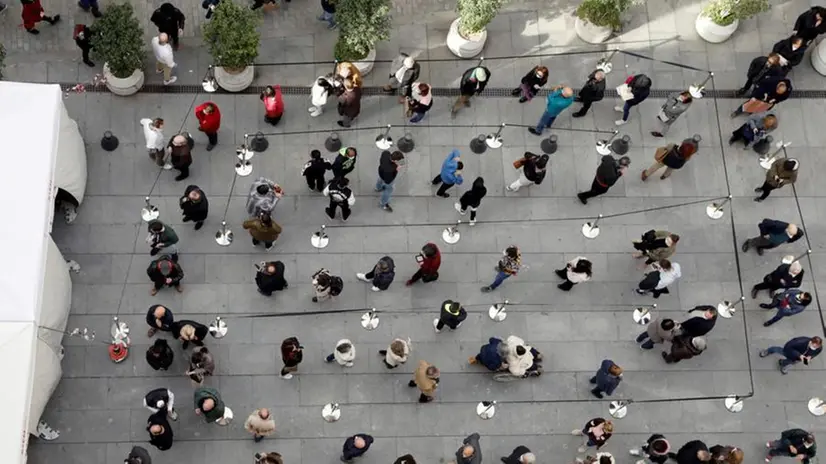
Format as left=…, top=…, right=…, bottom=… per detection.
left=462, top=445, right=475, bottom=458
left=159, top=33, right=169, bottom=44
left=787, top=224, right=799, bottom=236
left=202, top=398, right=215, bottom=411
left=354, top=436, right=366, bottom=448
left=562, top=87, right=574, bottom=98
left=153, top=306, right=166, bottom=319
left=149, top=424, right=162, bottom=434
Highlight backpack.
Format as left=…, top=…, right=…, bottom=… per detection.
left=329, top=276, right=343, bottom=296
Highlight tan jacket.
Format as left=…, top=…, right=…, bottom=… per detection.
left=244, top=410, right=276, bottom=436
left=766, top=159, right=798, bottom=188
left=645, top=230, right=676, bottom=262
left=413, top=360, right=438, bottom=397
left=243, top=219, right=282, bottom=242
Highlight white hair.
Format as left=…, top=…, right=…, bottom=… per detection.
left=521, top=453, right=536, bottom=464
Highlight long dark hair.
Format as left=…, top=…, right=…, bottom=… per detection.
left=573, top=259, right=592, bottom=277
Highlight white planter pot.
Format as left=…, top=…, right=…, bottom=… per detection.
left=103, top=64, right=144, bottom=96
left=812, top=39, right=826, bottom=75
left=694, top=13, right=738, bottom=43
left=446, top=18, right=487, bottom=58
left=353, top=48, right=376, bottom=76
left=214, top=65, right=255, bottom=93
left=574, top=17, right=613, bottom=44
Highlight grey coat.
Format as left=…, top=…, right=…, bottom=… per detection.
left=646, top=317, right=681, bottom=344
left=660, top=92, right=691, bottom=122
left=388, top=53, right=421, bottom=95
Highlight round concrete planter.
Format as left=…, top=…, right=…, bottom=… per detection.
left=447, top=18, right=487, bottom=58
left=812, top=39, right=826, bottom=75
left=574, top=17, right=613, bottom=44
left=695, top=13, right=738, bottom=43
left=353, top=48, right=376, bottom=76
left=103, top=64, right=144, bottom=96
left=214, top=65, right=255, bottom=92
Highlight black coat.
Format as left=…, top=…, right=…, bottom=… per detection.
left=171, top=320, right=209, bottom=343
left=302, top=157, right=331, bottom=178
left=147, top=411, right=174, bottom=451
left=146, top=259, right=184, bottom=287
left=331, top=153, right=357, bottom=178
left=772, top=37, right=807, bottom=68
left=378, top=150, right=399, bottom=183
left=74, top=25, right=93, bottom=51
left=579, top=72, right=606, bottom=102
left=502, top=446, right=531, bottom=464
left=151, top=3, right=185, bottom=34
left=438, top=300, right=467, bottom=329
left=674, top=440, right=709, bottom=464
left=520, top=67, right=548, bottom=95
left=145, top=304, right=174, bottom=331
left=522, top=153, right=547, bottom=184
left=256, top=261, right=288, bottom=293
left=146, top=339, right=174, bottom=371
left=459, top=67, right=490, bottom=96
left=459, top=178, right=487, bottom=208
left=794, top=7, right=826, bottom=42
left=751, top=77, right=792, bottom=104
left=763, top=263, right=803, bottom=289
left=628, top=74, right=651, bottom=105
left=595, top=155, right=623, bottom=188
left=128, top=446, right=152, bottom=464
left=680, top=307, right=717, bottom=337
left=342, top=434, right=374, bottom=459
left=746, top=56, right=787, bottom=82
left=179, top=185, right=208, bottom=221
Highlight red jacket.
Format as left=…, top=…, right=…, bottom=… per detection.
left=261, top=85, right=284, bottom=118
left=22, top=0, right=44, bottom=28
left=420, top=243, right=441, bottom=275
left=195, top=103, right=221, bottom=133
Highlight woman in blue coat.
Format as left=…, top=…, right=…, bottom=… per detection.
left=589, top=359, right=623, bottom=399
left=469, top=337, right=506, bottom=371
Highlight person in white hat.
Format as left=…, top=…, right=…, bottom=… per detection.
left=143, top=387, right=178, bottom=421
left=452, top=65, right=491, bottom=118
left=383, top=53, right=420, bottom=103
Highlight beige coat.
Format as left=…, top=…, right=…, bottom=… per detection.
left=413, top=360, right=438, bottom=397
left=645, top=230, right=677, bottom=262
left=244, top=410, right=276, bottom=436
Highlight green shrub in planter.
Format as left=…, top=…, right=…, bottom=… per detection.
left=90, top=3, right=145, bottom=78
left=334, top=0, right=391, bottom=61
left=702, top=0, right=769, bottom=26
left=576, top=0, right=640, bottom=31
left=203, top=0, right=261, bottom=71
left=457, top=0, right=506, bottom=37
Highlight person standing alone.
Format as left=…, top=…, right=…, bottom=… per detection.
left=194, top=102, right=220, bottom=151
left=578, top=156, right=631, bottom=204
left=528, top=85, right=574, bottom=136
left=432, top=149, right=463, bottom=198
left=151, top=33, right=177, bottom=86
left=376, top=150, right=404, bottom=212
left=302, top=150, right=331, bottom=193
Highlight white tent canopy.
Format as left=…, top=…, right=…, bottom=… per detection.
left=0, top=82, right=83, bottom=464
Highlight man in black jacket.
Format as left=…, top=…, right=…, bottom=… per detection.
left=150, top=3, right=185, bottom=49
left=572, top=70, right=606, bottom=117
left=302, top=149, right=331, bottom=192
left=506, top=153, right=548, bottom=192
left=146, top=304, right=174, bottom=337
left=147, top=256, right=184, bottom=296
left=742, top=219, right=803, bottom=256
left=179, top=185, right=208, bottom=230
left=736, top=53, right=785, bottom=96
left=255, top=261, right=288, bottom=296
left=324, top=177, right=355, bottom=221
left=501, top=445, right=534, bottom=464
left=680, top=306, right=718, bottom=337
left=767, top=429, right=817, bottom=463
left=751, top=261, right=804, bottom=298
left=577, top=155, right=630, bottom=204
left=147, top=410, right=174, bottom=451
left=74, top=24, right=94, bottom=67
left=375, top=150, right=404, bottom=212
left=434, top=299, right=467, bottom=333
left=451, top=66, right=490, bottom=118
left=125, top=446, right=152, bottom=464
left=341, top=434, right=374, bottom=462
left=670, top=440, right=710, bottom=464
left=143, top=387, right=178, bottom=420
left=146, top=339, right=174, bottom=371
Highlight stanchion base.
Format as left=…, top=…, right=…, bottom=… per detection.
left=689, top=85, right=705, bottom=99
left=215, top=229, right=233, bottom=246
left=442, top=228, right=461, bottom=244
left=375, top=136, right=393, bottom=150
left=109, top=344, right=129, bottom=363
left=311, top=233, right=330, bottom=249
left=706, top=204, right=724, bottom=219
left=609, top=401, right=628, bottom=419
left=582, top=223, right=600, bottom=239
left=724, top=395, right=744, bottom=413
left=632, top=307, right=652, bottom=325
left=202, top=79, right=218, bottom=93
left=36, top=421, right=60, bottom=441
left=325, top=138, right=343, bottom=153
left=540, top=138, right=558, bottom=154
left=141, top=206, right=160, bottom=222
left=237, top=148, right=254, bottom=161
left=596, top=142, right=612, bottom=155
left=250, top=138, right=269, bottom=153
left=235, top=162, right=253, bottom=177
left=808, top=398, right=826, bottom=416
left=717, top=301, right=735, bottom=319
left=209, top=319, right=228, bottom=338
left=485, top=136, right=503, bottom=149
left=488, top=304, right=507, bottom=322
left=322, top=403, right=341, bottom=422
left=361, top=312, right=379, bottom=330
left=470, top=137, right=488, bottom=155
left=398, top=137, right=415, bottom=153
left=476, top=402, right=496, bottom=419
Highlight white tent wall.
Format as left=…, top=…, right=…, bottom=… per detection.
left=0, top=323, right=37, bottom=463
left=54, top=100, right=87, bottom=205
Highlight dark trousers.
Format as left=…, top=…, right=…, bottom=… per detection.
left=205, top=131, right=218, bottom=146
left=153, top=280, right=181, bottom=290
left=252, top=238, right=274, bottom=248
left=578, top=178, right=609, bottom=201
left=432, top=175, right=454, bottom=196
left=746, top=236, right=774, bottom=253
left=251, top=0, right=277, bottom=9
left=459, top=197, right=478, bottom=220
left=280, top=363, right=298, bottom=376
left=756, top=181, right=776, bottom=200
left=174, top=165, right=189, bottom=181
left=326, top=201, right=351, bottom=220
left=739, top=77, right=755, bottom=93
left=78, top=44, right=92, bottom=65
left=572, top=99, right=593, bottom=116
left=753, top=280, right=779, bottom=293
left=435, top=316, right=459, bottom=331
left=306, top=174, right=326, bottom=192
left=265, top=114, right=282, bottom=126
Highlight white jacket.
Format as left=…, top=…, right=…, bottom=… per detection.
left=311, top=76, right=332, bottom=107
left=333, top=339, right=355, bottom=367
left=504, top=335, right=534, bottom=377
left=655, top=262, right=682, bottom=289
left=140, top=118, right=165, bottom=150
left=151, top=37, right=176, bottom=68
left=384, top=338, right=410, bottom=367
left=566, top=256, right=591, bottom=284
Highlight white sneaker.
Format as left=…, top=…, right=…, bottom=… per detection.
left=469, top=219, right=476, bottom=226
left=356, top=273, right=368, bottom=282
left=571, top=429, right=582, bottom=436
left=371, top=286, right=381, bottom=292
left=615, top=119, right=628, bottom=126
left=454, top=202, right=466, bottom=215
left=577, top=447, right=587, bottom=453
left=169, top=410, right=178, bottom=421
left=163, top=76, right=178, bottom=85
left=281, top=373, right=293, bottom=379
left=433, top=318, right=441, bottom=332
left=614, top=105, right=623, bottom=112
left=310, top=109, right=322, bottom=118
left=629, top=449, right=641, bottom=456
left=505, top=185, right=514, bottom=192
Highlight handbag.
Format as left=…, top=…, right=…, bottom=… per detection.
left=657, top=107, right=670, bottom=122
left=654, top=146, right=670, bottom=162
left=616, top=84, right=634, bottom=101
left=513, top=158, right=526, bottom=169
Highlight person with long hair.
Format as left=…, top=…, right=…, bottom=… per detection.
left=641, top=137, right=699, bottom=181
left=555, top=256, right=592, bottom=291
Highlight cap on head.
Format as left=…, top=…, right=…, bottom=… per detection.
left=474, top=68, right=487, bottom=82
left=403, top=56, right=415, bottom=68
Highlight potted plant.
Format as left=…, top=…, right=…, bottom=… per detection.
left=90, top=3, right=145, bottom=96
left=695, top=0, right=769, bottom=43
left=447, top=0, right=506, bottom=58
left=334, top=0, right=391, bottom=75
left=574, top=0, right=639, bottom=44
left=203, top=0, right=261, bottom=92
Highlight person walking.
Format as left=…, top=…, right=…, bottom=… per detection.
left=528, top=85, right=574, bottom=135
left=432, top=149, right=464, bottom=197
left=146, top=304, right=174, bottom=337
left=577, top=156, right=631, bottom=204
left=187, top=346, right=214, bottom=385
left=311, top=268, right=341, bottom=302
left=167, top=133, right=193, bottom=181
left=141, top=118, right=166, bottom=167
left=376, top=150, right=405, bottom=212
left=729, top=114, right=778, bottom=149
left=760, top=288, right=812, bottom=327
left=635, top=259, right=681, bottom=298
left=407, top=243, right=441, bottom=286
left=751, top=260, right=804, bottom=299
left=732, top=77, right=792, bottom=118
left=280, top=337, right=303, bottom=379
left=408, top=360, right=440, bottom=402
left=433, top=299, right=467, bottom=332
left=754, top=158, right=799, bottom=202
left=615, top=74, right=652, bottom=126
left=766, top=429, right=817, bottom=463
left=194, top=102, right=220, bottom=151
left=794, top=6, right=826, bottom=44
left=150, top=3, right=185, bottom=49
left=641, top=138, right=699, bottom=181
left=760, top=335, right=822, bottom=374
left=506, top=152, right=549, bottom=192
left=147, top=220, right=179, bottom=261
left=244, top=408, right=276, bottom=443
left=21, top=0, right=59, bottom=35
left=636, top=317, right=681, bottom=350
left=147, top=410, right=174, bottom=451
left=302, top=150, right=331, bottom=193
left=772, top=35, right=807, bottom=71
left=589, top=360, right=622, bottom=399
left=331, top=146, right=358, bottom=180
left=742, top=219, right=804, bottom=256
left=325, top=339, right=356, bottom=367
left=324, top=177, right=356, bottom=221
left=662, top=335, right=707, bottom=364
left=341, top=434, right=374, bottom=463
left=194, top=386, right=230, bottom=425
left=143, top=387, right=178, bottom=421
left=672, top=440, right=711, bottom=464
left=77, top=0, right=101, bottom=17
left=337, top=78, right=362, bottom=127
left=452, top=66, right=491, bottom=117
left=73, top=25, right=95, bottom=67
left=572, top=70, right=606, bottom=117
left=394, top=455, right=416, bottom=464
left=455, top=177, right=487, bottom=226
left=309, top=76, right=335, bottom=117
left=455, top=433, right=483, bottom=464
left=146, top=339, right=174, bottom=371
left=171, top=320, right=208, bottom=349
left=632, top=230, right=679, bottom=265
left=357, top=256, right=395, bottom=292
left=710, top=445, right=744, bottom=464
left=469, top=337, right=508, bottom=371
left=147, top=255, right=183, bottom=295
left=573, top=418, right=613, bottom=453
left=125, top=446, right=152, bottom=464
left=651, top=91, right=693, bottom=137
left=256, top=452, right=284, bottom=464
left=681, top=306, right=718, bottom=337
left=736, top=53, right=785, bottom=96
left=379, top=338, right=411, bottom=369
left=406, top=82, right=433, bottom=123
left=243, top=212, right=282, bottom=251
left=151, top=33, right=177, bottom=86
left=513, top=65, right=548, bottom=103
left=502, top=445, right=535, bottom=464
left=630, top=434, right=671, bottom=464
left=481, top=245, right=522, bottom=292
left=383, top=53, right=420, bottom=102
left=261, top=85, right=285, bottom=125
left=555, top=256, right=592, bottom=291
left=318, top=0, right=336, bottom=28
left=246, top=177, right=282, bottom=218
left=255, top=261, right=287, bottom=296
left=179, top=185, right=208, bottom=230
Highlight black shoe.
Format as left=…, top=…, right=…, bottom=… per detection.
left=407, top=380, right=416, bottom=387
left=528, top=127, right=541, bottom=136
left=571, top=112, right=585, bottom=118
left=206, top=144, right=216, bottom=151
left=589, top=376, right=596, bottom=384
left=312, top=297, right=318, bottom=302
left=194, top=221, right=203, bottom=230
left=554, top=269, right=567, bottom=279
left=590, top=388, right=604, bottom=399
left=735, top=88, right=749, bottom=97
left=501, top=458, right=508, bottom=464
left=510, top=88, right=521, bottom=96
left=437, top=193, right=450, bottom=198
left=577, top=193, right=588, bottom=205
left=92, top=8, right=102, bottom=17
left=257, top=288, right=272, bottom=296
left=46, top=14, right=60, bottom=24
left=763, top=320, right=774, bottom=327
left=759, top=303, right=773, bottom=309
left=754, top=196, right=764, bottom=202
left=84, top=60, right=96, bottom=67
left=751, top=286, right=759, bottom=299
left=518, top=96, right=528, bottom=103
left=378, top=350, right=387, bottom=356
left=27, top=28, right=40, bottom=35
left=651, top=131, right=663, bottom=137
left=382, top=204, right=393, bottom=212
left=336, top=121, right=347, bottom=127
left=741, top=240, right=750, bottom=252
left=756, top=247, right=764, bottom=256
left=174, top=174, right=188, bottom=181
left=754, top=187, right=763, bottom=192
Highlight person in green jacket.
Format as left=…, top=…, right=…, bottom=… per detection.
left=194, top=386, right=226, bottom=424
left=148, top=220, right=179, bottom=261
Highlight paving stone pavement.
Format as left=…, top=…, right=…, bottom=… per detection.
left=12, top=1, right=826, bottom=464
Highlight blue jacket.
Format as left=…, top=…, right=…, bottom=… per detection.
left=594, top=359, right=622, bottom=395
left=773, top=289, right=808, bottom=317
left=544, top=89, right=574, bottom=117
left=439, top=150, right=464, bottom=185
left=783, top=336, right=822, bottom=360
left=477, top=337, right=504, bottom=371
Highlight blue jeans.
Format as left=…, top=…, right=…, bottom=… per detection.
left=318, top=11, right=336, bottom=27
left=79, top=0, right=99, bottom=7
left=764, top=346, right=796, bottom=366
left=409, top=112, right=426, bottom=123
left=375, top=178, right=394, bottom=206
left=489, top=271, right=510, bottom=290
left=534, top=112, right=557, bottom=134
left=622, top=102, right=632, bottom=121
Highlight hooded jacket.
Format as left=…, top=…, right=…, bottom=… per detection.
left=179, top=185, right=209, bottom=221
left=332, top=148, right=358, bottom=178
left=302, top=155, right=331, bottom=178
left=151, top=3, right=185, bottom=34
left=504, top=335, right=534, bottom=377
left=256, top=261, right=288, bottom=293
left=146, top=339, right=174, bottom=371
left=766, top=159, right=799, bottom=188
left=193, top=386, right=225, bottom=423
left=520, top=66, right=548, bottom=94
left=522, top=152, right=547, bottom=184
left=680, top=306, right=717, bottom=337
left=378, top=150, right=400, bottom=184
left=659, top=92, right=691, bottom=121
left=674, top=440, right=710, bottom=464
left=646, top=317, right=681, bottom=344
left=438, top=300, right=467, bottom=329
left=333, top=339, right=356, bottom=366
left=243, top=217, right=282, bottom=242
left=566, top=256, right=591, bottom=283
left=459, top=67, right=490, bottom=95
left=246, top=177, right=279, bottom=217
left=439, top=149, right=464, bottom=185
left=370, top=256, right=396, bottom=290
left=456, top=433, right=483, bottom=464
left=147, top=411, right=174, bottom=450
left=668, top=335, right=706, bottom=362
left=772, top=36, right=807, bottom=68
left=579, top=71, right=606, bottom=102
left=459, top=178, right=487, bottom=208
left=594, top=359, right=621, bottom=395
left=146, top=258, right=184, bottom=287
left=794, top=7, right=826, bottom=41
left=384, top=338, right=410, bottom=367
left=642, top=434, right=671, bottom=464
left=477, top=337, right=505, bottom=371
